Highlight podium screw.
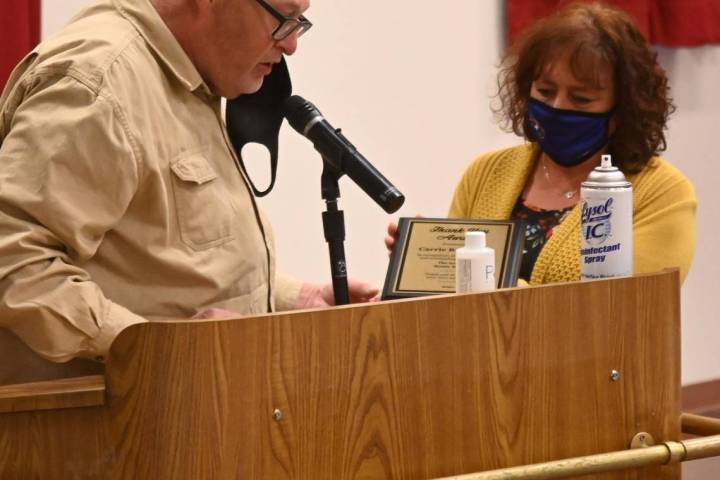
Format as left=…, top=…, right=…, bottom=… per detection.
left=272, top=409, right=283, bottom=421
left=610, top=370, right=621, bottom=381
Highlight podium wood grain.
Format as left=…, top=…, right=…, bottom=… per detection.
left=0, top=375, right=104, bottom=414
left=0, top=271, right=680, bottom=479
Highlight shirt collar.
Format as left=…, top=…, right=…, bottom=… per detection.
left=112, top=0, right=211, bottom=94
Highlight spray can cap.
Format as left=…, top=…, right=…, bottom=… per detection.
left=582, top=154, right=631, bottom=188
left=465, top=231, right=487, bottom=249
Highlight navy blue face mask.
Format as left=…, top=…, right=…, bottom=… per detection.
left=526, top=97, right=613, bottom=167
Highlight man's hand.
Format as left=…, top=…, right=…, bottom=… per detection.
left=294, top=278, right=379, bottom=309
left=193, top=279, right=379, bottom=318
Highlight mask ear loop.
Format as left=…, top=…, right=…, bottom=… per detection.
left=235, top=144, right=279, bottom=197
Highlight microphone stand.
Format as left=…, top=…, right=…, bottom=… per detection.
left=320, top=158, right=350, bottom=305
left=320, top=159, right=350, bottom=305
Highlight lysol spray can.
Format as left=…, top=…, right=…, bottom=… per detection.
left=580, top=154, right=633, bottom=279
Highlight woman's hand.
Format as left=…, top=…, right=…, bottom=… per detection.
left=384, top=221, right=398, bottom=256
left=385, top=215, right=425, bottom=255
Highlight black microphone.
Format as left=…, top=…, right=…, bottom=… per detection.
left=283, top=95, right=405, bottom=213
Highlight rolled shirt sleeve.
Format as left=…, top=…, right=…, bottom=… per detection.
left=0, top=73, right=147, bottom=362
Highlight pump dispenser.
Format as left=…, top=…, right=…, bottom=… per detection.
left=455, top=231, right=496, bottom=293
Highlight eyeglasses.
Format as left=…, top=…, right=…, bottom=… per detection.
left=254, top=0, right=313, bottom=41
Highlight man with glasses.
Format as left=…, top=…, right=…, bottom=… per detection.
left=155, top=0, right=313, bottom=98
left=0, top=0, right=377, bottom=383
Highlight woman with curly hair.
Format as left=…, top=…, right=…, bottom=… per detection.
left=444, top=2, right=696, bottom=285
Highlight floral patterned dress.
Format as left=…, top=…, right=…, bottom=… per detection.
left=512, top=198, right=573, bottom=281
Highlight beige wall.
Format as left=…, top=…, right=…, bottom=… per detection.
left=659, top=46, right=720, bottom=385
left=42, top=0, right=719, bottom=385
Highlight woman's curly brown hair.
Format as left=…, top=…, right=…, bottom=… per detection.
left=496, top=2, right=674, bottom=173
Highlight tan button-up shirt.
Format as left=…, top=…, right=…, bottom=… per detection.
left=0, top=0, right=300, bottom=365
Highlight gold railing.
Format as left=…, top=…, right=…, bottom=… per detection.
left=433, top=413, right=720, bottom=480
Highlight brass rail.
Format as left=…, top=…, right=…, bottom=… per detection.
left=432, top=413, right=720, bottom=480
left=682, top=412, right=720, bottom=437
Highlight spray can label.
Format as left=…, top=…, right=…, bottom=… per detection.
left=580, top=187, right=632, bottom=279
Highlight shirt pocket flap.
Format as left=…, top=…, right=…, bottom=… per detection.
left=170, top=155, right=218, bottom=184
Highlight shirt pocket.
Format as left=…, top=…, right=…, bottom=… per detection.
left=170, top=153, right=235, bottom=250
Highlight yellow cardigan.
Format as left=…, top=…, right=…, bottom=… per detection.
left=448, top=144, right=696, bottom=284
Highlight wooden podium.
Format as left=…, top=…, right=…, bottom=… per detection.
left=0, top=271, right=684, bottom=479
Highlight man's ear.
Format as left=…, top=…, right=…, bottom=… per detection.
left=154, top=0, right=205, bottom=19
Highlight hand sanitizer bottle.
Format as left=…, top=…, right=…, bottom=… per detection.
left=455, top=231, right=496, bottom=293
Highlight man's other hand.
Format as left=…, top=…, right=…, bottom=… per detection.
left=192, top=308, right=242, bottom=320
left=295, top=279, right=379, bottom=309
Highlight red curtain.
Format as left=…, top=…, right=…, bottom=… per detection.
left=0, top=0, right=41, bottom=90
left=650, top=0, right=720, bottom=47
left=507, top=0, right=720, bottom=47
